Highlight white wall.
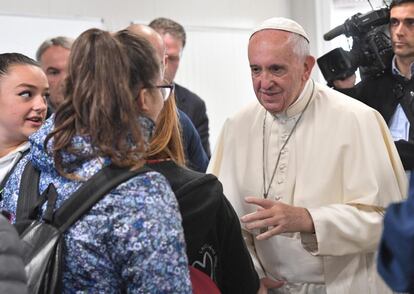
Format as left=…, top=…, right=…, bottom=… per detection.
left=0, top=0, right=290, bottom=31
left=0, top=0, right=338, bottom=151
left=0, top=0, right=295, bottom=150
left=0, top=14, right=103, bottom=59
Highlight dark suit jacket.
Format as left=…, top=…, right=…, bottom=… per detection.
left=175, top=83, right=211, bottom=157
left=338, top=69, right=414, bottom=170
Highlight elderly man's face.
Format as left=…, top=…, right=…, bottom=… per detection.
left=248, top=30, right=313, bottom=114
left=39, top=45, right=70, bottom=109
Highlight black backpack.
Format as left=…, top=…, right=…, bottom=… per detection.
left=14, top=162, right=150, bottom=294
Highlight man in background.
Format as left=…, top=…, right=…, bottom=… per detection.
left=36, top=36, right=73, bottom=111
left=149, top=17, right=211, bottom=157
left=333, top=0, right=414, bottom=183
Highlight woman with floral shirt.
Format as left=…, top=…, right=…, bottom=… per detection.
left=2, top=29, right=191, bottom=293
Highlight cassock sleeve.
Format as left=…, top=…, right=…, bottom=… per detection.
left=304, top=108, right=407, bottom=256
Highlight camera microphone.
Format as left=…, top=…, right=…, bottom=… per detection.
left=323, top=24, right=346, bottom=41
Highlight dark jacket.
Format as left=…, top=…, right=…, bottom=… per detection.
left=378, top=173, right=414, bottom=293
left=175, top=83, right=211, bottom=157
left=178, top=109, right=209, bottom=172
left=148, top=160, right=260, bottom=294
left=338, top=69, right=414, bottom=170
left=0, top=215, right=27, bottom=294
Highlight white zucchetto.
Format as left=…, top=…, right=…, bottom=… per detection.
left=250, top=17, right=309, bottom=43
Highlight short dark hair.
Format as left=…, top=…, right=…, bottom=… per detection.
left=149, top=17, right=186, bottom=48
left=390, top=0, right=414, bottom=9
left=36, top=36, right=74, bottom=61
left=0, top=53, right=39, bottom=77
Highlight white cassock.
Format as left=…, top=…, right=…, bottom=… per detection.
left=208, top=79, right=407, bottom=294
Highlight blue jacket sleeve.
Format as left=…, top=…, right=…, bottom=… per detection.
left=378, top=174, right=414, bottom=293
left=178, top=110, right=209, bottom=172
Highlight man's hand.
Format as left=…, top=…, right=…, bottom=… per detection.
left=241, top=197, right=315, bottom=240
left=257, top=277, right=285, bottom=293
left=332, top=74, right=356, bottom=89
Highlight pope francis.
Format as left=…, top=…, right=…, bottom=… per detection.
left=208, top=17, right=407, bottom=294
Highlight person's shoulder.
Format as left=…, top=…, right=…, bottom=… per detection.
left=149, top=161, right=214, bottom=188
left=175, top=83, right=205, bottom=104
left=174, top=170, right=223, bottom=212
left=120, top=169, right=170, bottom=192
left=111, top=169, right=174, bottom=206
left=227, top=100, right=262, bottom=124
left=178, top=109, right=194, bottom=127
left=355, top=72, right=394, bottom=95
left=316, top=82, right=378, bottom=113
left=315, top=82, right=385, bottom=130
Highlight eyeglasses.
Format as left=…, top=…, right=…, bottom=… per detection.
left=155, top=84, right=174, bottom=101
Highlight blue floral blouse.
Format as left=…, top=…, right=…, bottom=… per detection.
left=1, top=117, right=192, bottom=293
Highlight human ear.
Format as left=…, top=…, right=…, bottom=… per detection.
left=136, top=89, right=150, bottom=113
left=303, top=56, right=316, bottom=80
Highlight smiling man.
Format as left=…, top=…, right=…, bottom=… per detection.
left=208, top=17, right=407, bottom=293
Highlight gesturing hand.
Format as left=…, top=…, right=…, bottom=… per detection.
left=240, top=197, right=315, bottom=240
left=257, top=277, right=285, bottom=294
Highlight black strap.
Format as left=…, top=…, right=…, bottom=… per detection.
left=393, top=77, right=414, bottom=141
left=16, top=162, right=152, bottom=233
left=16, top=161, right=41, bottom=222
left=0, top=149, right=29, bottom=198
left=398, top=88, right=414, bottom=141
left=53, top=165, right=151, bottom=232
left=42, top=184, right=58, bottom=223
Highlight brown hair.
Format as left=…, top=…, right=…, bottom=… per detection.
left=115, top=30, right=160, bottom=93
left=115, top=29, right=185, bottom=165
left=45, top=28, right=160, bottom=178
left=147, top=94, right=186, bottom=165
left=390, top=0, right=414, bottom=9
left=0, top=53, right=39, bottom=77
left=149, top=17, right=187, bottom=48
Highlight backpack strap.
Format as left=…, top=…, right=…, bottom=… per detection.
left=0, top=149, right=29, bottom=201
left=53, top=164, right=152, bottom=232
left=16, top=161, right=41, bottom=222
left=399, top=90, right=414, bottom=141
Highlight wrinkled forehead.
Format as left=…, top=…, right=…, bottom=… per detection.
left=248, top=30, right=291, bottom=50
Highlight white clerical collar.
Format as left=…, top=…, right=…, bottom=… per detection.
left=273, top=79, right=313, bottom=119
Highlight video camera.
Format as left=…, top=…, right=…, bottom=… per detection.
left=317, top=7, right=394, bottom=85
